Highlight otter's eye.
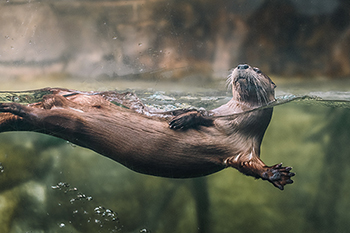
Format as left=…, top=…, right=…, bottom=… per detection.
left=253, top=68, right=262, bottom=74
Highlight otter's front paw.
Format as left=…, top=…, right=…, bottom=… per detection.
left=169, top=111, right=213, bottom=130
left=169, top=111, right=199, bottom=129
left=262, top=163, right=295, bottom=190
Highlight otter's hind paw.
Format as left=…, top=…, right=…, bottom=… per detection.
left=262, top=163, right=295, bottom=190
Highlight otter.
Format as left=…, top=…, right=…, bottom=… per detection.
left=0, top=64, right=294, bottom=190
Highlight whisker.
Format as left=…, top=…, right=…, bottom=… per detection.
left=251, top=77, right=262, bottom=104
left=259, top=79, right=269, bottom=104
left=226, top=73, right=233, bottom=91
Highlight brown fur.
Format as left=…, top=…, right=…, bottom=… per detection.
left=0, top=64, right=294, bottom=190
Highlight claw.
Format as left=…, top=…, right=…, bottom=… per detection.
left=264, top=163, right=295, bottom=190
left=286, top=179, right=294, bottom=184
left=275, top=183, right=284, bottom=190
left=169, top=119, right=184, bottom=129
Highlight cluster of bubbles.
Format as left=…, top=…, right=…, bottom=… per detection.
left=94, top=206, right=119, bottom=222
left=51, top=182, right=78, bottom=193
left=90, top=206, right=121, bottom=233
left=51, top=182, right=122, bottom=232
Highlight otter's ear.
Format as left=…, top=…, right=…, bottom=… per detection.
left=271, top=82, right=276, bottom=89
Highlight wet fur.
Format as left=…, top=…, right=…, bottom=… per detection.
left=0, top=64, right=294, bottom=190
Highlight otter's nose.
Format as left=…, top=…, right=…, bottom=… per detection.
left=237, top=64, right=249, bottom=70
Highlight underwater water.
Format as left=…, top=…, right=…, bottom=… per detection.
left=0, top=80, right=350, bottom=233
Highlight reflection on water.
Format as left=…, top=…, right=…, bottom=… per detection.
left=0, top=85, right=350, bottom=233
left=0, top=89, right=53, bottom=104
left=2, top=87, right=350, bottom=112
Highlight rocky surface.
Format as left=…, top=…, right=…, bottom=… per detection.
left=0, top=0, right=349, bottom=80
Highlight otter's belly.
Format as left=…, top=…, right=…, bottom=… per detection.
left=67, top=112, right=228, bottom=178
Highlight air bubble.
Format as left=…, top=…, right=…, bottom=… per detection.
left=140, top=228, right=151, bottom=233
left=0, top=162, right=4, bottom=173
left=59, top=223, right=65, bottom=228
left=66, top=141, right=77, bottom=147
left=95, top=219, right=101, bottom=224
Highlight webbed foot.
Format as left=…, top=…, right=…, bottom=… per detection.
left=169, top=111, right=213, bottom=130
left=261, top=163, right=295, bottom=190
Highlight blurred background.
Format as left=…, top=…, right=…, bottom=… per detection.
left=1, top=0, right=350, bottom=84
left=1, top=0, right=350, bottom=233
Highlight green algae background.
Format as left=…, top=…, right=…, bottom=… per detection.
left=0, top=101, right=349, bottom=233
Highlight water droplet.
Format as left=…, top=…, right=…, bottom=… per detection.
left=138, top=43, right=142, bottom=46
left=59, top=223, right=65, bottom=228
left=112, top=36, right=117, bottom=40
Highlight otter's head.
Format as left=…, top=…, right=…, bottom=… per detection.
left=227, top=64, right=276, bottom=106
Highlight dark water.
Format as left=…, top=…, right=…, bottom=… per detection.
left=0, top=87, right=350, bottom=233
